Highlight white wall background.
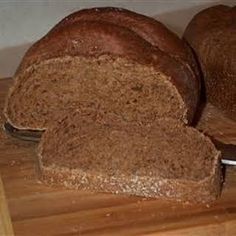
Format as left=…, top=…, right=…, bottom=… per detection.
left=0, top=0, right=235, bottom=78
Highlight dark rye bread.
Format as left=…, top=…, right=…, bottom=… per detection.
left=38, top=109, right=221, bottom=203
left=184, top=5, right=236, bottom=120
left=4, top=7, right=199, bottom=131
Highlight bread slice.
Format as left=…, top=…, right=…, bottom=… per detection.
left=38, top=109, right=221, bottom=203
left=183, top=5, right=236, bottom=120
left=4, top=8, right=199, bottom=132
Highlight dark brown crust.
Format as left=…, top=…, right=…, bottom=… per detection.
left=6, top=8, right=199, bottom=127
left=18, top=7, right=197, bottom=76
left=50, top=7, right=194, bottom=66
left=39, top=162, right=221, bottom=204
left=184, top=5, right=236, bottom=120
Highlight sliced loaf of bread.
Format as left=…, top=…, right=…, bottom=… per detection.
left=4, top=8, right=199, bottom=132
left=38, top=109, right=221, bottom=203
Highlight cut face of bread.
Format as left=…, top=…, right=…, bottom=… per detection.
left=5, top=56, right=187, bottom=130
left=4, top=11, right=199, bottom=131
left=38, top=110, right=221, bottom=203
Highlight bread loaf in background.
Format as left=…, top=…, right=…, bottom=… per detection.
left=184, top=5, right=236, bottom=120
left=4, top=7, right=199, bottom=131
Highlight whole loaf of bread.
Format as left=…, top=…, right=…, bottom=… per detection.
left=184, top=5, right=236, bottom=120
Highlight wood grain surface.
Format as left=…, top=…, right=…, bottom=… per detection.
left=0, top=78, right=236, bottom=236
left=0, top=174, right=14, bottom=236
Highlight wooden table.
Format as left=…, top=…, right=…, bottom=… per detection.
left=0, top=78, right=236, bottom=236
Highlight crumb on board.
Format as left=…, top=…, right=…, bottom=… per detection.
left=36, top=180, right=42, bottom=184
left=10, top=160, right=16, bottom=166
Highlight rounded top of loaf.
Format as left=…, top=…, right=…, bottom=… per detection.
left=52, top=7, right=200, bottom=85
left=50, top=7, right=190, bottom=63
left=184, top=5, right=236, bottom=48
left=16, top=7, right=198, bottom=80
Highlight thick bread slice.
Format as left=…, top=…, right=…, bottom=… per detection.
left=38, top=109, right=221, bottom=203
left=4, top=8, right=199, bottom=132
left=184, top=5, right=236, bottom=120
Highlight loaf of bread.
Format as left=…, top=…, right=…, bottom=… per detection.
left=4, top=7, right=199, bottom=131
left=184, top=5, right=236, bottom=120
left=38, top=108, right=221, bottom=203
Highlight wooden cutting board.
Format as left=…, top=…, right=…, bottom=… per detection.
left=0, top=78, right=236, bottom=236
